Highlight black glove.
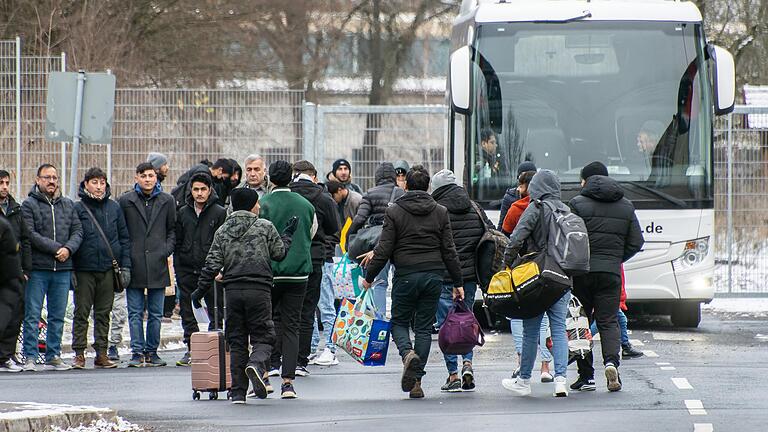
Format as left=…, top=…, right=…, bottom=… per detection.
left=283, top=216, right=299, bottom=237
left=191, top=288, right=206, bottom=309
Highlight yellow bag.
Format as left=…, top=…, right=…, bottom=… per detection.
left=488, top=259, right=541, bottom=296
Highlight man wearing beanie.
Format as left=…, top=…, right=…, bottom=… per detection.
left=192, top=187, right=298, bottom=405
left=430, top=169, right=491, bottom=392
left=568, top=161, right=644, bottom=393
left=331, top=159, right=362, bottom=194
left=259, top=160, right=315, bottom=399
left=147, top=153, right=170, bottom=185
left=498, top=161, right=536, bottom=230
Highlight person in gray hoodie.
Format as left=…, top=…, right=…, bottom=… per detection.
left=500, top=169, right=571, bottom=398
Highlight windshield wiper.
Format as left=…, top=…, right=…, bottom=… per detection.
left=620, top=181, right=687, bottom=208
left=534, top=11, right=592, bottom=24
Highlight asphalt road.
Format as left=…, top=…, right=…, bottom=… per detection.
left=2, top=309, right=766, bottom=432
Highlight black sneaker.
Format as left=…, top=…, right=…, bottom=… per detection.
left=441, top=378, right=462, bottom=392
left=461, top=363, right=475, bottom=391
left=127, top=353, right=144, bottom=368
left=145, top=352, right=167, bottom=367
left=245, top=365, right=268, bottom=399
left=622, top=344, right=645, bottom=359
left=107, top=346, right=120, bottom=362
left=176, top=352, right=191, bottom=367
left=295, top=366, right=310, bottom=377
left=570, top=376, right=596, bottom=391
left=281, top=382, right=298, bottom=399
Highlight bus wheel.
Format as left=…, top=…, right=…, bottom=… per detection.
left=671, top=302, right=701, bottom=328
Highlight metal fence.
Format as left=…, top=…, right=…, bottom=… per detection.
left=714, top=105, right=768, bottom=296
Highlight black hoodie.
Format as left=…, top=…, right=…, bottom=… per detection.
left=365, top=190, right=462, bottom=286
left=349, top=163, right=404, bottom=235
left=569, top=175, right=645, bottom=275
left=289, top=179, right=340, bottom=265
left=174, top=189, right=227, bottom=275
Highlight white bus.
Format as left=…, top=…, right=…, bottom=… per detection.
left=448, top=0, right=735, bottom=327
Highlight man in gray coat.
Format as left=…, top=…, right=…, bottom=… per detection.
left=118, top=162, right=176, bottom=367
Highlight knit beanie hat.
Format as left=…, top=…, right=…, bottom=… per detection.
left=581, top=161, right=609, bottom=180
left=147, top=152, right=169, bottom=170
left=517, top=161, right=537, bottom=176
left=230, top=188, right=259, bottom=212
left=332, top=158, right=351, bottom=174
left=431, top=169, right=457, bottom=191
left=269, top=160, right=293, bottom=187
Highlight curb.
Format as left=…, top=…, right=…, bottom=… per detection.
left=0, top=402, right=116, bottom=432
left=60, top=334, right=186, bottom=355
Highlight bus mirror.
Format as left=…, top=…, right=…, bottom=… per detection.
left=711, top=45, right=735, bottom=116
left=450, top=46, right=471, bottom=114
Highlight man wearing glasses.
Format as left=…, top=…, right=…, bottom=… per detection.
left=20, top=164, right=83, bottom=371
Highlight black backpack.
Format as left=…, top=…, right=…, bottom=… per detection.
left=471, top=202, right=510, bottom=291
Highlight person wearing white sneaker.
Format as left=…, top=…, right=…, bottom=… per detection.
left=553, top=376, right=568, bottom=397
left=43, top=356, right=71, bottom=371
left=502, top=377, right=531, bottom=396
left=315, top=347, right=338, bottom=366
left=22, top=359, right=37, bottom=372
left=0, top=359, right=22, bottom=372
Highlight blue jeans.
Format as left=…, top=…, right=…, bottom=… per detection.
left=590, top=309, right=630, bottom=346
left=371, top=262, right=390, bottom=318
left=126, top=287, right=164, bottom=354
left=312, top=261, right=337, bottom=353
left=435, top=282, right=477, bottom=374
left=23, top=271, right=71, bottom=361
left=510, top=315, right=553, bottom=363
left=519, top=292, right=570, bottom=380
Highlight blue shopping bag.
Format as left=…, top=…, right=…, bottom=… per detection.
left=331, top=289, right=391, bottom=366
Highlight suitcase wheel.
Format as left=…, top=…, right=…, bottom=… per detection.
left=193, top=391, right=201, bottom=400
left=209, top=391, right=218, bottom=400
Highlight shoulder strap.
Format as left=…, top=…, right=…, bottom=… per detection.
left=470, top=201, right=490, bottom=233
left=81, top=203, right=118, bottom=264
left=387, top=185, right=399, bottom=204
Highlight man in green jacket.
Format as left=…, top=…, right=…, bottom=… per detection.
left=259, top=160, right=315, bottom=399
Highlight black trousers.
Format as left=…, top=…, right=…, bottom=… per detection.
left=177, top=272, right=224, bottom=348
left=0, top=278, right=23, bottom=362
left=72, top=271, right=114, bottom=354
left=573, top=272, right=622, bottom=379
left=225, top=288, right=275, bottom=400
left=297, top=265, right=323, bottom=368
left=268, top=280, right=306, bottom=379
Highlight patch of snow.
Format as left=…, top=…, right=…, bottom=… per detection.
left=221, top=76, right=446, bottom=94
left=51, top=417, right=143, bottom=432
left=0, top=402, right=111, bottom=421
left=703, top=297, right=768, bottom=315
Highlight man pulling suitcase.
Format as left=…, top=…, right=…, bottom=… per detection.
left=193, top=188, right=298, bottom=404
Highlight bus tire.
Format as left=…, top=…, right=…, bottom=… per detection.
left=670, top=302, right=701, bottom=328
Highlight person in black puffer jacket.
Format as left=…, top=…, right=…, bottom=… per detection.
left=0, top=217, right=23, bottom=371
left=568, top=161, right=644, bottom=393
left=430, top=169, right=492, bottom=392
left=349, top=162, right=405, bottom=236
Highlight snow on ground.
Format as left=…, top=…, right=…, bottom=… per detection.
left=51, top=417, right=143, bottom=432
left=0, top=402, right=112, bottom=421
left=703, top=297, right=768, bottom=316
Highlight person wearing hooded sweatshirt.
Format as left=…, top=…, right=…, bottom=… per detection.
left=289, top=160, right=339, bottom=376
left=568, top=161, right=644, bottom=393
left=500, top=169, right=571, bottom=398
left=173, top=172, right=227, bottom=367
left=361, top=165, right=463, bottom=399
left=71, top=168, right=131, bottom=370
left=497, top=161, right=536, bottom=230
left=431, top=169, right=491, bottom=392
left=21, top=163, right=83, bottom=372
left=118, top=162, right=176, bottom=368
left=393, top=160, right=410, bottom=190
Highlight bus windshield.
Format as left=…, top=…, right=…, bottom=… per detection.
left=465, top=21, right=713, bottom=209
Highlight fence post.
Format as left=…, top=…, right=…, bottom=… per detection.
left=302, top=102, right=316, bottom=165
left=14, top=36, right=21, bottom=196
left=726, top=112, right=733, bottom=294
left=60, top=52, right=67, bottom=193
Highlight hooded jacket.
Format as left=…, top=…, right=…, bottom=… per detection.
left=349, top=163, right=405, bottom=235
left=503, top=170, right=570, bottom=266
left=174, top=189, right=227, bottom=276
left=74, top=183, right=132, bottom=273
left=289, top=179, right=340, bottom=265
left=432, top=184, right=491, bottom=284
left=365, top=190, right=463, bottom=287
left=197, top=211, right=291, bottom=292
left=21, top=186, right=83, bottom=271
left=568, top=175, right=645, bottom=275
left=0, top=194, right=31, bottom=273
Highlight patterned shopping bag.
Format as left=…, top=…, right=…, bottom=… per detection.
left=332, top=253, right=362, bottom=299
left=332, top=289, right=390, bottom=366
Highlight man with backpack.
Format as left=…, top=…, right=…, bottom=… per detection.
left=568, top=161, right=644, bottom=392
left=430, top=169, right=491, bottom=392
left=172, top=159, right=233, bottom=208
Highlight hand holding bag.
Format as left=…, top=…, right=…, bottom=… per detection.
left=438, top=298, right=485, bottom=355
left=331, top=289, right=391, bottom=366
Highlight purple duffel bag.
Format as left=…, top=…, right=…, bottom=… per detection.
left=438, top=298, right=486, bottom=355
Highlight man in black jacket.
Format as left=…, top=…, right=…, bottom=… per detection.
left=288, top=160, right=339, bottom=376
left=21, top=163, right=83, bottom=372
left=0, top=217, right=23, bottom=372
left=568, top=161, right=645, bottom=393
left=0, top=170, right=30, bottom=372
left=361, top=165, right=463, bottom=399
left=118, top=162, right=176, bottom=368
left=431, top=169, right=492, bottom=392
left=173, top=172, right=227, bottom=366
left=72, top=168, right=131, bottom=370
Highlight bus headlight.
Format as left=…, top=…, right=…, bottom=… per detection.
left=672, top=237, right=709, bottom=270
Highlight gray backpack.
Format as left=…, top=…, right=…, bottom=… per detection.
left=539, top=200, right=590, bottom=276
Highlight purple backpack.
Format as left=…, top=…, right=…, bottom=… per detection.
left=438, top=298, right=486, bottom=355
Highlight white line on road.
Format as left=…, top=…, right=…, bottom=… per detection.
left=629, top=338, right=644, bottom=346
left=643, top=350, right=659, bottom=357
left=694, top=423, right=714, bottom=432
left=656, top=362, right=671, bottom=366
left=660, top=366, right=677, bottom=371
left=685, top=400, right=707, bottom=415
left=673, top=378, right=694, bottom=389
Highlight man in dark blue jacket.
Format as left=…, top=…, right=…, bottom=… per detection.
left=72, top=168, right=131, bottom=370
left=21, top=163, right=83, bottom=371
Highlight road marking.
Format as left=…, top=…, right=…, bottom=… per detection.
left=693, top=424, right=713, bottom=432
left=672, top=378, right=693, bottom=389
left=685, top=400, right=707, bottom=415
left=629, top=338, right=644, bottom=346
left=660, top=366, right=677, bottom=371
left=643, top=350, right=659, bottom=357
left=656, top=362, right=671, bottom=366
left=652, top=332, right=706, bottom=342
